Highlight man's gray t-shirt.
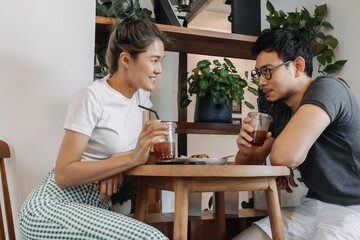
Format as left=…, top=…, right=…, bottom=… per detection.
left=268, top=76, right=360, bottom=206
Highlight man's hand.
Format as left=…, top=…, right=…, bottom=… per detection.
left=276, top=168, right=298, bottom=193
left=97, top=173, right=124, bottom=202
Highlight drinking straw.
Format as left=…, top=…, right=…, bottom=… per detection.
left=138, top=105, right=160, bottom=120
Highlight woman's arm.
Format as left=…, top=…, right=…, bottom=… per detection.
left=55, top=120, right=167, bottom=188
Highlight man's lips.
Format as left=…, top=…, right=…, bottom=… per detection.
left=262, top=89, right=273, bottom=98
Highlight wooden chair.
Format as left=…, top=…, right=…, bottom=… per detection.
left=0, top=140, right=15, bottom=240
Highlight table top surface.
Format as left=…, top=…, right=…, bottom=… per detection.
left=126, top=165, right=290, bottom=177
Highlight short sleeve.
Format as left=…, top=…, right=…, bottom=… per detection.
left=301, top=77, right=351, bottom=124
left=63, top=88, right=102, bottom=136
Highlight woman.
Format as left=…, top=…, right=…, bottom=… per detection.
left=18, top=0, right=169, bottom=239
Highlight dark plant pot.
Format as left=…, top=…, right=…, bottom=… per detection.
left=194, top=94, right=232, bottom=123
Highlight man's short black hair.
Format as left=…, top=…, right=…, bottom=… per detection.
left=252, top=28, right=313, bottom=77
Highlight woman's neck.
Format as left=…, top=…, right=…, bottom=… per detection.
left=107, top=73, right=136, bottom=99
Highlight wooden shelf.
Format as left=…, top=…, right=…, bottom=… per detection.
left=176, top=122, right=241, bottom=135
left=95, top=16, right=256, bottom=59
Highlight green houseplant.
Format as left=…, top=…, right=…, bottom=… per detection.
left=264, top=1, right=347, bottom=77
left=180, top=58, right=257, bottom=122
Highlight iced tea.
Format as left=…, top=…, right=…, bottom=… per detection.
left=153, top=141, right=176, bottom=160
left=246, top=130, right=267, bottom=146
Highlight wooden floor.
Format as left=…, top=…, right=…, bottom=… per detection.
left=144, top=209, right=268, bottom=240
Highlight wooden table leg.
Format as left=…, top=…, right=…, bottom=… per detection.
left=173, top=178, right=190, bottom=240
left=214, top=192, right=226, bottom=240
left=133, top=179, right=148, bottom=222
left=265, top=178, right=284, bottom=240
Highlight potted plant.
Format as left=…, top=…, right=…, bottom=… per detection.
left=264, top=1, right=347, bottom=78
left=110, top=176, right=137, bottom=214
left=180, top=58, right=257, bottom=123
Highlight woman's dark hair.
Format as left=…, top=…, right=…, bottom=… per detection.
left=252, top=28, right=313, bottom=77
left=106, top=0, right=168, bottom=75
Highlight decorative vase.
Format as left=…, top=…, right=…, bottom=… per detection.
left=194, top=94, right=232, bottom=123
left=110, top=200, right=132, bottom=215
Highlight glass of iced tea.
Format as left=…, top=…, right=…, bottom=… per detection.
left=153, top=122, right=177, bottom=161
left=246, top=112, right=273, bottom=146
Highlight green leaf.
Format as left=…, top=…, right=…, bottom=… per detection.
left=213, top=59, right=221, bottom=67
left=247, top=86, right=259, bottom=96
left=325, top=35, right=338, bottom=49
left=224, top=58, right=235, bottom=69
left=239, top=78, right=248, bottom=88
left=300, top=7, right=310, bottom=20
left=305, top=17, right=319, bottom=30
left=321, top=21, right=334, bottom=29
left=180, top=97, right=192, bottom=108
left=197, top=60, right=211, bottom=69
left=315, top=4, right=328, bottom=18
left=199, top=79, right=210, bottom=91
left=266, top=0, right=275, bottom=14
left=323, top=60, right=347, bottom=74
left=266, top=16, right=282, bottom=28
left=244, top=101, right=255, bottom=109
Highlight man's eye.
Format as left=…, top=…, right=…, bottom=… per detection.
left=262, top=67, right=271, bottom=74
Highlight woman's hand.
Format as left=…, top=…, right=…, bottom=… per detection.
left=276, top=169, right=298, bottom=193
left=97, top=172, right=124, bottom=202
left=131, top=120, right=168, bottom=165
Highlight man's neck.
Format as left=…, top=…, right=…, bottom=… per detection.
left=284, top=76, right=312, bottom=112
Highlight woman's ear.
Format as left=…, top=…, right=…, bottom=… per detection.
left=294, top=56, right=306, bottom=77
left=118, top=51, right=131, bottom=70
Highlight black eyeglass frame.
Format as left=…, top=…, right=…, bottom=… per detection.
left=251, top=60, right=292, bottom=81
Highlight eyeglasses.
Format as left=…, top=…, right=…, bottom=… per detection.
left=251, top=60, right=292, bottom=81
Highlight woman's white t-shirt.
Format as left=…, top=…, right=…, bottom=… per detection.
left=63, top=76, right=152, bottom=161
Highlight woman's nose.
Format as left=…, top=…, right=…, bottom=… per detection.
left=155, top=64, right=162, bottom=74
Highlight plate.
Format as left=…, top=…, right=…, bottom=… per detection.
left=185, top=157, right=227, bottom=165
left=156, top=155, right=233, bottom=165
left=174, top=157, right=228, bottom=165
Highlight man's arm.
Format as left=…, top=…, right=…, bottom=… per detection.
left=270, top=104, right=330, bottom=167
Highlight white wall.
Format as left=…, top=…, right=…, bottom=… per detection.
left=0, top=0, right=94, bottom=238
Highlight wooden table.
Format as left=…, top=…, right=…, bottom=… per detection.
left=126, top=165, right=290, bottom=240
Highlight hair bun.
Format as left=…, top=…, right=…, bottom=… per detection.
left=112, top=0, right=138, bottom=22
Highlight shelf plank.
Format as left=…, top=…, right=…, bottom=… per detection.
left=176, top=122, right=241, bottom=135
left=95, top=16, right=257, bottom=59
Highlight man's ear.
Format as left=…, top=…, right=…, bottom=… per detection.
left=294, top=56, right=306, bottom=77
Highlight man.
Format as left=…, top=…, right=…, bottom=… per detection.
left=234, top=28, right=360, bottom=239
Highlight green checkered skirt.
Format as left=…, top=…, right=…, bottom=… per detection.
left=18, top=169, right=168, bottom=240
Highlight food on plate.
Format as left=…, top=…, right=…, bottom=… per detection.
left=190, top=154, right=209, bottom=158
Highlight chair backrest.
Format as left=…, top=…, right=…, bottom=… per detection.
left=0, top=140, right=15, bottom=240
